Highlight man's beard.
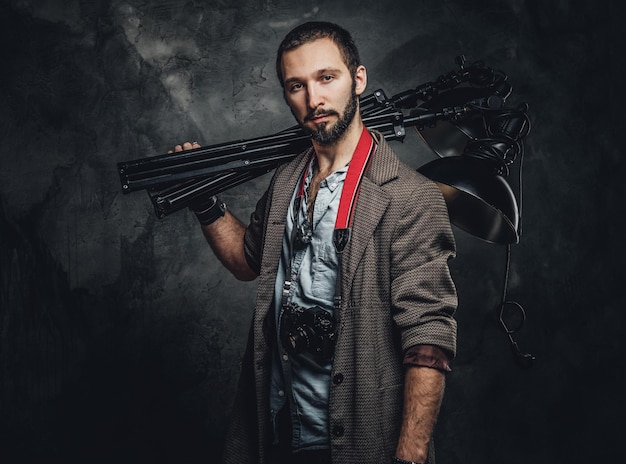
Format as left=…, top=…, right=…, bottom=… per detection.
left=298, top=85, right=359, bottom=145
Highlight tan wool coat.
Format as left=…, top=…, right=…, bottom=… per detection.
left=223, top=131, right=458, bottom=464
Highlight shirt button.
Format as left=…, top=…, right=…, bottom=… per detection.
left=282, top=354, right=289, bottom=361
left=333, top=373, right=344, bottom=385
left=332, top=424, right=345, bottom=437
left=278, top=390, right=285, bottom=397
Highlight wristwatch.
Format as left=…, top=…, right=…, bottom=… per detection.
left=192, top=196, right=227, bottom=225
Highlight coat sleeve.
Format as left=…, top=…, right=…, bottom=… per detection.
left=243, top=189, right=269, bottom=276
left=389, top=177, right=458, bottom=359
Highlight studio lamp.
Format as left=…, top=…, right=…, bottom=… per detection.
left=414, top=67, right=529, bottom=245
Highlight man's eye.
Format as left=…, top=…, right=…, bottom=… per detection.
left=322, top=75, right=334, bottom=82
left=290, top=83, right=303, bottom=92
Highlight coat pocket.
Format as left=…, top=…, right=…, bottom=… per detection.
left=378, top=382, right=404, bottom=455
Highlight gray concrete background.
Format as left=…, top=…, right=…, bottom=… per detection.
left=0, top=0, right=622, bottom=463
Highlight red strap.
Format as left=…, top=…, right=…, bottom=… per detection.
left=295, top=127, right=376, bottom=253
left=334, top=127, right=375, bottom=230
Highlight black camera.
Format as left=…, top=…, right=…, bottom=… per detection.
left=280, top=303, right=337, bottom=362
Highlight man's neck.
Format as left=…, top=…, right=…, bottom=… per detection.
left=311, top=118, right=365, bottom=175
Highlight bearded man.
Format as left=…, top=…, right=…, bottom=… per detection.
left=172, top=21, right=457, bottom=464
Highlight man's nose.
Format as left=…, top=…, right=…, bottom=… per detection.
left=306, top=85, right=323, bottom=110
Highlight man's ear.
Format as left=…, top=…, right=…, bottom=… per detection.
left=354, top=65, right=367, bottom=96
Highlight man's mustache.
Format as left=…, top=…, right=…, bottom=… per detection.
left=304, top=109, right=339, bottom=122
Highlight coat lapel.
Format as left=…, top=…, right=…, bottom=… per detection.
left=254, top=148, right=313, bottom=320
left=341, top=134, right=399, bottom=299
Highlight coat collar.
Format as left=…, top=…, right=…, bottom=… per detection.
left=365, top=130, right=400, bottom=187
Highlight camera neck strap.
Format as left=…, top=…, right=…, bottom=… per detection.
left=284, top=126, right=376, bottom=311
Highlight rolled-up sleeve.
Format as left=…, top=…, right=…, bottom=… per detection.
left=390, top=178, right=458, bottom=359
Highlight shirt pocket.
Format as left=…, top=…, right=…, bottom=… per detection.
left=311, top=242, right=339, bottom=298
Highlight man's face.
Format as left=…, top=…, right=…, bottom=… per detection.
left=280, top=38, right=367, bottom=145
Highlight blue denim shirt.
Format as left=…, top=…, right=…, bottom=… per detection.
left=270, top=159, right=348, bottom=451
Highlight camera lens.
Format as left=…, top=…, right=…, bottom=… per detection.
left=288, top=326, right=312, bottom=353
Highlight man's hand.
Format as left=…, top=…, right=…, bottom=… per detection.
left=165, top=139, right=257, bottom=281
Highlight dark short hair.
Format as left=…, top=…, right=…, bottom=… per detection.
left=275, top=21, right=361, bottom=87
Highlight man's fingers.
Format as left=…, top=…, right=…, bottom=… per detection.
left=167, top=141, right=201, bottom=154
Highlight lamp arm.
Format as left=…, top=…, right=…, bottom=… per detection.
left=388, top=55, right=511, bottom=109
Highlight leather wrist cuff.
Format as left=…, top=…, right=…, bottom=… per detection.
left=192, top=196, right=226, bottom=225
left=392, top=457, right=421, bottom=464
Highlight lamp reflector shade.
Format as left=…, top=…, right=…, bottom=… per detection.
left=417, top=119, right=480, bottom=158
left=418, top=156, right=519, bottom=244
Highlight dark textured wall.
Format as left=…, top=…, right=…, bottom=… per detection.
left=0, top=1, right=622, bottom=463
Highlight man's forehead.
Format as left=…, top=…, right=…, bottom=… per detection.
left=280, top=37, right=347, bottom=76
